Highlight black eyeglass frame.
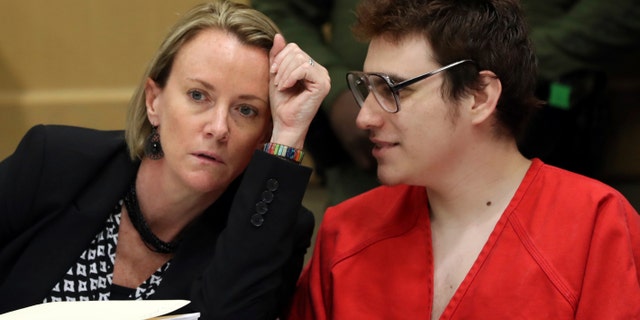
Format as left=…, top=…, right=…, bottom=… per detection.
left=347, top=59, right=475, bottom=113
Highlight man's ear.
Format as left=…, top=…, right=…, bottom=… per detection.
left=469, top=70, right=501, bottom=125
left=145, top=78, right=162, bottom=124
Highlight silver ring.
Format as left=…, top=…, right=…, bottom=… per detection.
left=308, top=58, right=315, bottom=67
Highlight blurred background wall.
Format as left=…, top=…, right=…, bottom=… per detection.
left=0, top=0, right=249, bottom=159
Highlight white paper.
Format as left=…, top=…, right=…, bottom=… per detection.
left=148, top=312, right=200, bottom=320
left=0, top=300, right=193, bottom=320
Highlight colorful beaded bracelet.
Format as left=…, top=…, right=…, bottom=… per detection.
left=263, top=142, right=305, bottom=163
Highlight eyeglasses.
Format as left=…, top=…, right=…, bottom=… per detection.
left=346, top=59, right=475, bottom=113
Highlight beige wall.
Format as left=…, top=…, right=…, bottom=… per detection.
left=0, top=1, right=249, bottom=159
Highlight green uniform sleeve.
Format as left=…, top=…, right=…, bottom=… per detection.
left=522, top=0, right=640, bottom=80
left=252, top=0, right=367, bottom=111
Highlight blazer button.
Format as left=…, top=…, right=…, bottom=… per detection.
left=266, top=178, right=279, bottom=191
left=256, top=201, right=268, bottom=215
left=250, top=213, right=264, bottom=227
left=261, top=190, right=274, bottom=203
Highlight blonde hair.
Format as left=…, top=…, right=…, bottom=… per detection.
left=125, top=1, right=280, bottom=160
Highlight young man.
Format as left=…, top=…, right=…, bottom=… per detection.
left=287, top=0, right=640, bottom=319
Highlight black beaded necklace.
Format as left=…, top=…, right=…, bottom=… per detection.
left=123, top=183, right=179, bottom=254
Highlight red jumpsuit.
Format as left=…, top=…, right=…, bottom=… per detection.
left=288, top=159, right=640, bottom=319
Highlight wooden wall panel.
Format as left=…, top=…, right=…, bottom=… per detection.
left=0, top=0, right=249, bottom=158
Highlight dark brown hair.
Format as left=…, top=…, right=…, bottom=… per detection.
left=353, top=0, right=542, bottom=138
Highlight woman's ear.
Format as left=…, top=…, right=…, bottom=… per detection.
left=145, top=78, right=162, bottom=124
left=470, top=70, right=502, bottom=125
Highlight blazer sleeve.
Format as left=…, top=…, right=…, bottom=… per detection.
left=189, top=150, right=315, bottom=320
left=0, top=125, right=48, bottom=250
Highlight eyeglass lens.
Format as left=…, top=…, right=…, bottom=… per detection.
left=347, top=73, right=398, bottom=112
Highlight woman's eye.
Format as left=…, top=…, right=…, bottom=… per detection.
left=238, top=105, right=257, bottom=117
left=188, top=90, right=206, bottom=101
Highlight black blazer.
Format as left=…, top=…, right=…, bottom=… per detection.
left=0, top=125, right=314, bottom=319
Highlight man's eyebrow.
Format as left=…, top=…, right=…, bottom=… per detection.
left=378, top=72, right=406, bottom=84
left=386, top=73, right=406, bottom=83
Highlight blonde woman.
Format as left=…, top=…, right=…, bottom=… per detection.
left=0, top=1, right=329, bottom=319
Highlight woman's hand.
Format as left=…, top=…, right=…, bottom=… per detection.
left=268, top=34, right=330, bottom=149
